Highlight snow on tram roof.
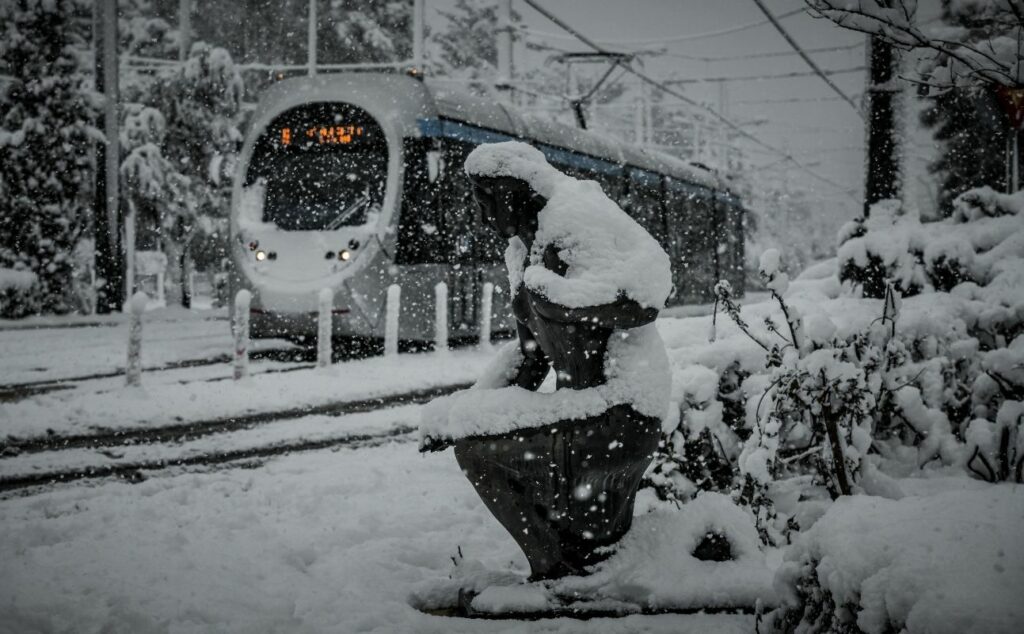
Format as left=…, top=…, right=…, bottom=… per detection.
left=250, top=73, right=727, bottom=193
left=426, top=81, right=724, bottom=192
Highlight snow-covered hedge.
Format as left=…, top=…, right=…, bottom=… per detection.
left=769, top=486, right=1024, bottom=634
left=0, top=267, right=39, bottom=319
left=838, top=193, right=1024, bottom=299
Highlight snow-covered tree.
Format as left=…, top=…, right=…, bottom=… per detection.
left=144, top=42, right=243, bottom=305
left=322, top=0, right=412, bottom=64
left=806, top=0, right=1024, bottom=89
left=920, top=87, right=1012, bottom=214
left=0, top=0, right=99, bottom=315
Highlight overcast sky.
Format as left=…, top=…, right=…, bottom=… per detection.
left=428, top=0, right=946, bottom=228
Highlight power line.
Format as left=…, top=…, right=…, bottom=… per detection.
left=666, top=65, right=864, bottom=85
left=735, top=93, right=863, bottom=104
left=514, top=7, right=805, bottom=47
left=661, top=41, right=863, bottom=62
left=750, top=0, right=862, bottom=118
left=519, top=0, right=859, bottom=198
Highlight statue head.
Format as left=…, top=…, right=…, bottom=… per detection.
left=468, top=174, right=547, bottom=243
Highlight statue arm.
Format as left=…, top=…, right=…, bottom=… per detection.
left=509, top=321, right=551, bottom=390
left=472, top=321, right=550, bottom=391
left=529, top=244, right=659, bottom=329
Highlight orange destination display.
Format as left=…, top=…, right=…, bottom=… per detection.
left=279, top=125, right=365, bottom=147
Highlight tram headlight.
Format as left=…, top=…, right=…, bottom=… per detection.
left=255, top=250, right=267, bottom=262
left=338, top=249, right=351, bottom=262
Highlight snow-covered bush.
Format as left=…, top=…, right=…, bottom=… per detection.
left=769, top=487, right=1024, bottom=634
left=839, top=192, right=1024, bottom=299
left=0, top=267, right=39, bottom=319
left=651, top=230, right=1024, bottom=544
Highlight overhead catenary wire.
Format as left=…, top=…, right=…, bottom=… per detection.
left=735, top=93, right=863, bottom=104
left=519, top=0, right=859, bottom=198
left=749, top=0, right=863, bottom=118
left=514, top=7, right=805, bottom=46
left=660, top=41, right=863, bottom=62
left=665, top=65, right=865, bottom=85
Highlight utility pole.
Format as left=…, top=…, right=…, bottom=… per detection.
left=308, top=0, right=318, bottom=77
left=178, top=0, right=193, bottom=308
left=496, top=0, right=513, bottom=94
left=178, top=0, right=191, bottom=61
left=634, top=98, right=644, bottom=145
left=863, top=29, right=902, bottom=216
left=93, top=0, right=122, bottom=313
left=412, top=0, right=425, bottom=71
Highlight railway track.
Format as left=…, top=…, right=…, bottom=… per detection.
left=0, top=381, right=471, bottom=496
left=0, top=424, right=418, bottom=495
left=0, top=348, right=313, bottom=402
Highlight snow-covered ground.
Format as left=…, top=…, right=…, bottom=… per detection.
left=2, top=280, right=1022, bottom=633
left=0, top=419, right=752, bottom=634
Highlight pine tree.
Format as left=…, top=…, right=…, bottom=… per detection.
left=0, top=0, right=98, bottom=315
left=919, top=0, right=1017, bottom=215
left=920, top=89, right=1009, bottom=215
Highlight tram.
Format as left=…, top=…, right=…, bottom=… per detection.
left=229, top=72, right=745, bottom=345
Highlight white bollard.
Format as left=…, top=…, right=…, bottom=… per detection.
left=384, top=283, right=401, bottom=357
left=233, top=289, right=252, bottom=380
left=434, top=281, right=449, bottom=354
left=156, top=270, right=165, bottom=305
left=479, top=281, right=494, bottom=350
left=125, top=291, right=148, bottom=387
left=318, top=287, right=333, bottom=368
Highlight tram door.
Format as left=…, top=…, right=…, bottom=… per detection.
left=439, top=141, right=479, bottom=335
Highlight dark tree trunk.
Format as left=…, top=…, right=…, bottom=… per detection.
left=180, top=246, right=192, bottom=309
left=864, top=34, right=901, bottom=216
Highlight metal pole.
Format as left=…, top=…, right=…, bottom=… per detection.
left=496, top=0, right=512, bottom=90
left=479, top=282, right=493, bottom=350
left=384, top=284, right=401, bottom=356
left=308, top=0, right=317, bottom=77
left=93, top=0, right=122, bottom=314
left=317, top=288, right=333, bottom=368
left=1007, top=132, right=1013, bottom=194
left=126, top=291, right=148, bottom=387
left=434, top=282, right=449, bottom=354
left=412, top=0, right=425, bottom=70
left=125, top=199, right=136, bottom=298
left=233, top=290, right=251, bottom=380
left=634, top=99, right=643, bottom=145
left=1014, top=128, right=1020, bottom=192
left=178, top=0, right=191, bottom=61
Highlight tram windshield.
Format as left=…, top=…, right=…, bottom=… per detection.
left=246, top=102, right=388, bottom=231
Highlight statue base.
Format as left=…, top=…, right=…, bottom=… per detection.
left=454, top=403, right=661, bottom=580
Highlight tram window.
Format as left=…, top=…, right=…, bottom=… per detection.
left=261, top=151, right=386, bottom=230
left=247, top=102, right=388, bottom=231
left=664, top=182, right=717, bottom=303
left=625, top=169, right=668, bottom=250
left=715, top=198, right=745, bottom=292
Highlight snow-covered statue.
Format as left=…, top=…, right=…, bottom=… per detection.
left=420, top=141, right=671, bottom=580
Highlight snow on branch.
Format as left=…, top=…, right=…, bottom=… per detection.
left=805, top=0, right=1024, bottom=88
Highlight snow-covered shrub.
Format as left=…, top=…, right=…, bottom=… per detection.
left=0, top=267, right=39, bottom=319
left=769, top=487, right=1024, bottom=634
left=839, top=191, right=1024, bottom=299
left=646, top=362, right=749, bottom=504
